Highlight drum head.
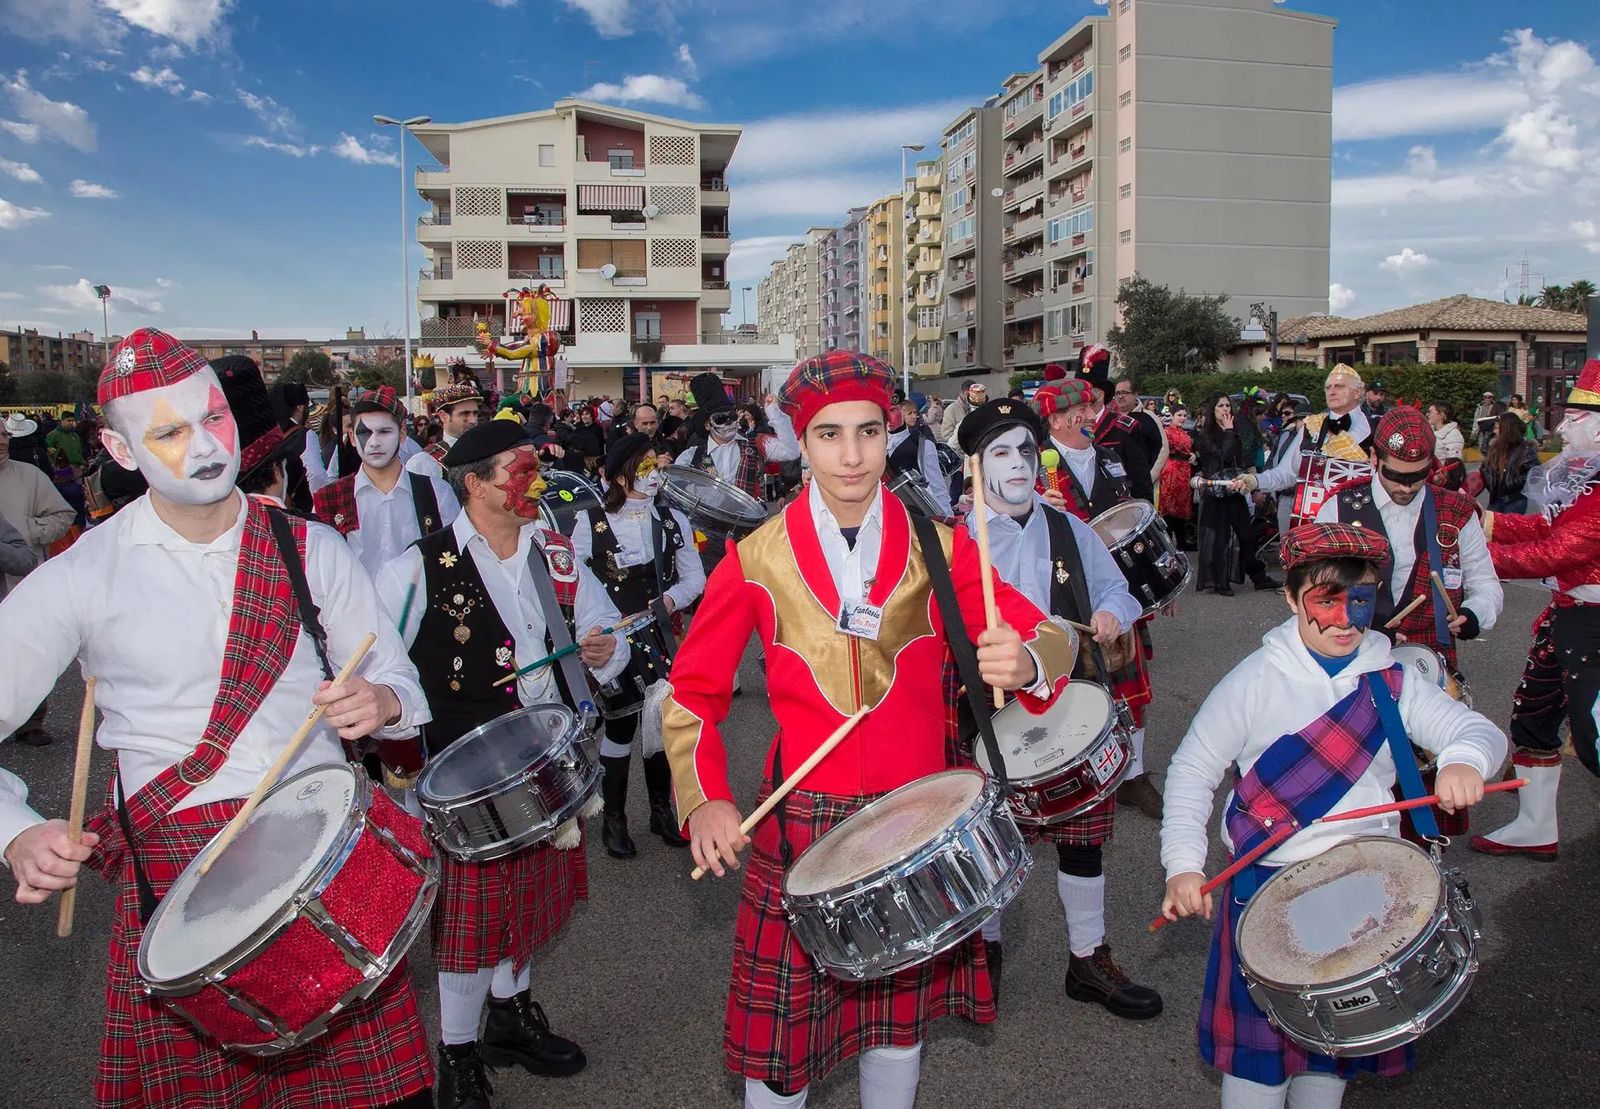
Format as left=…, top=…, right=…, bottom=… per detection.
left=141, top=764, right=357, bottom=984
left=1237, top=838, right=1443, bottom=988
left=420, top=704, right=577, bottom=804
left=659, top=465, right=766, bottom=530
left=537, top=472, right=602, bottom=534
left=1089, top=500, right=1154, bottom=546
left=978, top=683, right=1114, bottom=779
left=1391, top=645, right=1448, bottom=691
left=785, top=770, right=984, bottom=898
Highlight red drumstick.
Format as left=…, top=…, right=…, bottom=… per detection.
left=1149, top=821, right=1297, bottom=933
left=1313, top=777, right=1526, bottom=825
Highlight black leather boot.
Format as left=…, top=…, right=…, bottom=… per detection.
left=598, top=754, right=636, bottom=859
left=436, top=1041, right=493, bottom=1109
left=643, top=752, right=689, bottom=847
left=984, top=940, right=1003, bottom=1005
left=480, top=992, right=587, bottom=1078
left=1065, top=944, right=1163, bottom=1020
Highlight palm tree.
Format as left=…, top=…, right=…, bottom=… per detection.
left=1538, top=284, right=1570, bottom=311
left=1512, top=294, right=1538, bottom=306
left=1569, top=279, right=1597, bottom=308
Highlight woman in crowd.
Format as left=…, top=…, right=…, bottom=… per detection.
left=1159, top=404, right=1196, bottom=550
left=1191, top=394, right=1278, bottom=596
left=1481, top=412, right=1536, bottom=513
left=1428, top=401, right=1466, bottom=490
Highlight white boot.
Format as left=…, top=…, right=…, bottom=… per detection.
left=1470, top=754, right=1560, bottom=859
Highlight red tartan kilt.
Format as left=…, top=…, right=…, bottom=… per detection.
left=1024, top=792, right=1116, bottom=846
left=431, top=838, right=588, bottom=973
left=98, top=800, right=432, bottom=1108
left=726, top=786, right=994, bottom=1090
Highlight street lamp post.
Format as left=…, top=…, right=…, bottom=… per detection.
left=742, top=286, right=751, bottom=328
left=374, top=113, right=432, bottom=416
left=900, top=143, right=924, bottom=399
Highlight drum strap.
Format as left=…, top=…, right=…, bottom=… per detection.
left=525, top=540, right=596, bottom=719
left=265, top=507, right=335, bottom=682
left=1419, top=491, right=1453, bottom=649
left=1042, top=507, right=1116, bottom=682
left=409, top=472, right=443, bottom=536
left=909, top=513, right=1010, bottom=791
left=113, top=771, right=159, bottom=925
left=770, top=740, right=794, bottom=868
left=1368, top=668, right=1441, bottom=840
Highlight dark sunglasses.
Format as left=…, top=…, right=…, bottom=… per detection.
left=1379, top=463, right=1431, bottom=487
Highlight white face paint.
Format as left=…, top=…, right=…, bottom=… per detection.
left=1558, top=409, right=1600, bottom=454
left=353, top=412, right=402, bottom=469
left=981, top=425, right=1039, bottom=518
left=102, top=368, right=240, bottom=506
left=633, top=470, right=662, bottom=497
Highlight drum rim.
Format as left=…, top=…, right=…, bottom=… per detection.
left=1088, top=498, right=1155, bottom=544
left=976, top=682, right=1117, bottom=786
left=781, top=768, right=998, bottom=903
left=1235, top=835, right=1449, bottom=993
left=658, top=464, right=767, bottom=526
left=426, top=756, right=604, bottom=862
left=137, top=763, right=369, bottom=990
left=417, top=703, right=581, bottom=807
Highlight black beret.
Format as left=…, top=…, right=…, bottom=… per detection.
left=604, top=431, right=652, bottom=480
left=956, top=397, right=1045, bottom=457
left=441, top=420, right=531, bottom=467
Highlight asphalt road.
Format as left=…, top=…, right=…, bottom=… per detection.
left=1, top=576, right=1595, bottom=1108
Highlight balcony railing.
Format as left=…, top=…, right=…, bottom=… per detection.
left=1003, top=177, right=1044, bottom=206
left=508, top=213, right=566, bottom=230
left=508, top=270, right=565, bottom=285
left=419, top=265, right=453, bottom=280
left=418, top=213, right=452, bottom=226
left=611, top=215, right=648, bottom=230
left=701, top=230, right=731, bottom=239
left=703, top=280, right=730, bottom=289
left=416, top=163, right=448, bottom=174
left=701, top=177, right=728, bottom=191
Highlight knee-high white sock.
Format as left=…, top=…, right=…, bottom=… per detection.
left=1286, top=1073, right=1347, bottom=1109
left=490, top=956, right=531, bottom=1000
left=979, top=911, right=1003, bottom=943
left=859, top=1043, right=922, bottom=1109
left=743, top=1078, right=808, bottom=1108
left=599, top=736, right=633, bottom=759
left=1220, top=1074, right=1289, bottom=1109
left=1060, top=871, right=1107, bottom=958
left=1127, top=726, right=1147, bottom=777
left=438, top=968, right=494, bottom=1045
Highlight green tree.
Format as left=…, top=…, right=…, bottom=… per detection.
left=13, top=372, right=72, bottom=405
left=0, top=361, right=14, bottom=405
left=1538, top=282, right=1595, bottom=313
left=280, top=348, right=334, bottom=386
left=1106, top=275, right=1242, bottom=375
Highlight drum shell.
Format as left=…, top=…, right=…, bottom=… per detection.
left=1089, top=502, right=1193, bottom=614
left=978, top=689, right=1132, bottom=827
left=417, top=706, right=601, bottom=862
left=537, top=473, right=602, bottom=536
left=886, top=469, right=942, bottom=517
left=781, top=772, right=1031, bottom=982
left=659, top=464, right=767, bottom=535
left=596, top=617, right=675, bottom=720
left=1238, top=838, right=1482, bottom=1057
left=137, top=765, right=439, bottom=1057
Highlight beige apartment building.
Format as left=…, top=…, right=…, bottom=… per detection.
left=942, top=102, right=1006, bottom=380
left=0, top=328, right=108, bottom=377
left=410, top=99, right=792, bottom=398
left=905, top=157, right=944, bottom=378
left=758, top=226, right=828, bottom=361
left=865, top=193, right=905, bottom=368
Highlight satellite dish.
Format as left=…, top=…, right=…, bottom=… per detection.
left=642, top=203, right=661, bottom=219
left=599, top=263, right=618, bottom=279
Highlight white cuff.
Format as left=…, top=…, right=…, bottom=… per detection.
left=371, top=684, right=423, bottom=740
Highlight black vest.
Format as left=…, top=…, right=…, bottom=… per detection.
left=1054, top=444, right=1133, bottom=519
left=409, top=475, right=443, bottom=536
left=582, top=504, right=684, bottom=614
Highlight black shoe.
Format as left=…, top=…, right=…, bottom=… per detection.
left=1215, top=584, right=1235, bottom=597
left=1065, top=944, right=1163, bottom=1020
left=1252, top=574, right=1282, bottom=591
left=598, top=755, right=636, bottom=859
left=643, top=753, right=689, bottom=848
left=984, top=940, right=1003, bottom=1005
left=481, top=993, right=587, bottom=1078
left=15, top=729, right=52, bottom=747
left=437, top=1041, right=494, bottom=1109
left=1116, top=773, right=1164, bottom=819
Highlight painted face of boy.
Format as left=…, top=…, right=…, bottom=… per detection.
left=103, top=368, right=240, bottom=506
left=1289, top=580, right=1378, bottom=656
left=632, top=451, right=662, bottom=497
left=981, top=425, right=1038, bottom=518
left=353, top=412, right=402, bottom=469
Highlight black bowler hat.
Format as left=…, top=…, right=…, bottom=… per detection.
left=212, top=355, right=307, bottom=481
left=604, top=431, right=652, bottom=480
left=957, top=397, right=1046, bottom=457
left=441, top=419, right=532, bottom=467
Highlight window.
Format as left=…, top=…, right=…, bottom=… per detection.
left=1005, top=84, right=1038, bottom=118
left=1046, top=70, right=1094, bottom=121
left=538, top=144, right=555, bottom=167
left=537, top=254, right=564, bottom=278
left=1119, top=0, right=1131, bottom=12
left=1119, top=183, right=1131, bottom=199
left=1069, top=301, right=1093, bottom=335
left=1435, top=340, right=1516, bottom=371
left=1046, top=204, right=1093, bottom=244
left=576, top=238, right=647, bottom=275
left=946, top=215, right=975, bottom=243
left=1119, top=45, right=1131, bottom=62
left=946, top=119, right=976, bottom=148
left=1119, top=91, right=1131, bottom=108
left=945, top=185, right=970, bottom=212
left=608, top=149, right=636, bottom=170
left=1118, top=229, right=1131, bottom=244
left=1045, top=307, right=1065, bottom=341
left=1119, top=137, right=1131, bottom=153
left=917, top=306, right=943, bottom=329
left=634, top=312, right=662, bottom=340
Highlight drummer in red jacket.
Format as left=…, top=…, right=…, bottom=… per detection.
left=661, top=350, right=1076, bottom=1109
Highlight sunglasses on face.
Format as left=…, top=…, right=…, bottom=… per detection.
left=1379, top=463, right=1431, bottom=487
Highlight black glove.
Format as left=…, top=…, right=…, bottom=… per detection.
left=1455, top=607, right=1481, bottom=640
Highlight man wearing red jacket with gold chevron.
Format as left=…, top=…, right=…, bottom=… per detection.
left=661, top=351, right=1076, bottom=1109
left=1472, top=359, right=1600, bottom=860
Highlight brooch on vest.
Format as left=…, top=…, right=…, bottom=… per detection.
left=438, top=586, right=481, bottom=646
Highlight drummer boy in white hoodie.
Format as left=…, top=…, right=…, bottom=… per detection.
left=1159, top=522, right=1504, bottom=1109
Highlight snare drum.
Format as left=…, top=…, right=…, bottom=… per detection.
left=659, top=465, right=768, bottom=536
left=782, top=769, right=1030, bottom=981
left=974, top=682, right=1131, bottom=827
left=1236, top=836, right=1481, bottom=1057
left=538, top=471, right=603, bottom=536
left=596, top=613, right=675, bottom=719
left=1089, top=500, right=1192, bottom=613
left=1392, top=643, right=1471, bottom=707
left=137, top=763, right=438, bottom=1056
left=886, top=468, right=942, bottom=517
left=417, top=703, right=601, bottom=862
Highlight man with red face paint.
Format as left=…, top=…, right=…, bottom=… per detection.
left=376, top=418, right=628, bottom=1109
left=0, top=328, right=437, bottom=1108
left=1160, top=522, right=1503, bottom=1109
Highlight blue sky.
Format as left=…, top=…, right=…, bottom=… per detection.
left=0, top=0, right=1596, bottom=341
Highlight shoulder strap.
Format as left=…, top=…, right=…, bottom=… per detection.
left=909, top=513, right=1009, bottom=791
left=1366, top=668, right=1439, bottom=840
left=265, top=507, right=334, bottom=681
left=1042, top=506, right=1092, bottom=624
left=1419, top=491, right=1453, bottom=649
left=409, top=474, right=442, bottom=536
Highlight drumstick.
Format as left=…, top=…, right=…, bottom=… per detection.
left=56, top=677, right=97, bottom=939
left=1148, top=821, right=1297, bottom=933
left=396, top=565, right=422, bottom=635
left=491, top=611, right=655, bottom=687
left=967, top=453, right=1005, bottom=710
left=1430, top=572, right=1460, bottom=621
left=1313, top=778, right=1527, bottom=825
left=199, top=634, right=377, bottom=878
left=1383, top=593, right=1428, bottom=630
left=690, top=708, right=868, bottom=881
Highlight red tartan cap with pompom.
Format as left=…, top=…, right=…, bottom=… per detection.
left=352, top=385, right=408, bottom=425
left=98, top=327, right=213, bottom=406
left=1034, top=379, right=1092, bottom=419
left=1279, top=522, right=1391, bottom=571
left=1373, top=406, right=1434, bottom=462
left=778, top=350, right=895, bottom=434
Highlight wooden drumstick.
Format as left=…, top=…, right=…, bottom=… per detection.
left=967, top=453, right=1005, bottom=710
left=199, top=633, right=377, bottom=877
left=1383, top=593, right=1428, bottom=630
left=1149, top=821, right=1297, bottom=933
left=56, top=677, right=97, bottom=939
left=1314, top=778, right=1526, bottom=824
left=690, top=707, right=868, bottom=881
left=1430, top=572, right=1460, bottom=621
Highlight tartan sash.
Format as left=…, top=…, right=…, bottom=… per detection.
left=86, top=496, right=305, bottom=875
left=312, top=473, right=360, bottom=536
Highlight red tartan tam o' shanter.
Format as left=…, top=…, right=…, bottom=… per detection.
left=1374, top=406, right=1434, bottom=462
left=1034, top=379, right=1092, bottom=419
left=352, top=385, right=408, bottom=426
left=97, top=327, right=213, bottom=406
left=1279, top=522, right=1391, bottom=572
left=778, top=350, right=895, bottom=434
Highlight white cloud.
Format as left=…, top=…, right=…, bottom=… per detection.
left=732, top=174, right=906, bottom=220
left=485, top=0, right=519, bottom=6
left=1378, top=247, right=1431, bottom=275
left=2, top=72, right=96, bottom=152
left=41, top=277, right=165, bottom=315
left=0, top=292, right=21, bottom=300
left=69, top=179, right=118, bottom=199
left=1328, top=283, right=1357, bottom=314
left=101, top=0, right=233, bottom=48
left=734, top=99, right=971, bottom=177
left=1405, top=145, right=1437, bottom=176
left=330, top=133, right=398, bottom=167
left=0, top=196, right=49, bottom=229
left=1574, top=220, right=1600, bottom=254
left=579, top=74, right=705, bottom=110
left=1495, top=100, right=1582, bottom=171
left=155, top=277, right=175, bottom=288
left=189, top=89, right=211, bottom=103
left=1333, top=73, right=1527, bottom=143
left=237, top=89, right=296, bottom=136
left=563, top=0, right=630, bottom=37
left=677, top=43, right=697, bottom=79
left=0, top=119, right=39, bottom=142
left=0, top=0, right=127, bottom=50
left=727, top=234, right=807, bottom=283
left=0, top=158, right=41, bottom=184
left=244, top=136, right=319, bottom=158
left=131, top=65, right=184, bottom=93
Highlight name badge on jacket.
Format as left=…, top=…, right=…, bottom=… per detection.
left=837, top=599, right=884, bottom=641
left=1441, top=566, right=1464, bottom=591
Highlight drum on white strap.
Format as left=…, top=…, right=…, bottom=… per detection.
left=1391, top=643, right=1471, bottom=706
left=659, top=465, right=768, bottom=535
left=976, top=681, right=1130, bottom=826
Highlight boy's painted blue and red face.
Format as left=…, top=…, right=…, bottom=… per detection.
left=1294, top=581, right=1379, bottom=657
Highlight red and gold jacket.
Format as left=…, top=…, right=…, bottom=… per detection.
left=661, top=489, right=1075, bottom=831
left=1487, top=470, right=1600, bottom=606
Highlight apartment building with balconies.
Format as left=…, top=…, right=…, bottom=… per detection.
left=904, top=157, right=945, bottom=379
left=941, top=103, right=1005, bottom=381
left=999, top=68, right=1049, bottom=377
left=865, top=193, right=905, bottom=369
left=0, top=327, right=109, bottom=377
left=409, top=99, right=791, bottom=398
left=757, top=226, right=829, bottom=361
left=838, top=207, right=868, bottom=353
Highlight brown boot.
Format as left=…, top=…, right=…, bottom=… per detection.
left=1065, top=944, right=1163, bottom=1020
left=1116, top=773, right=1163, bottom=819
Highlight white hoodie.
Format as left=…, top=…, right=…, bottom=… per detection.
left=1160, top=617, right=1505, bottom=881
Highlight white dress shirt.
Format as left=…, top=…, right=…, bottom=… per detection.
left=971, top=497, right=1142, bottom=634
left=887, top=428, right=954, bottom=515
left=1253, top=408, right=1373, bottom=496
left=0, top=494, right=429, bottom=852
left=347, top=467, right=461, bottom=578
left=568, top=501, right=707, bottom=614
left=809, top=478, right=884, bottom=604
left=1316, top=481, right=1502, bottom=631
left=305, top=435, right=424, bottom=494
left=1050, top=437, right=1099, bottom=499
left=378, top=511, right=629, bottom=709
